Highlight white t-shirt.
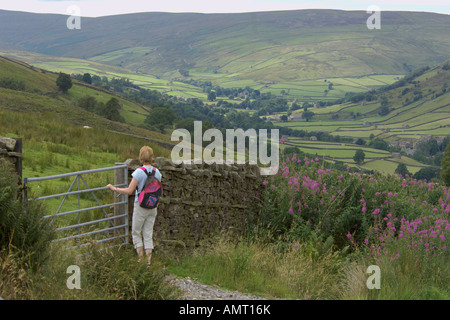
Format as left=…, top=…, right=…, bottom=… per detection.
left=131, top=165, right=162, bottom=203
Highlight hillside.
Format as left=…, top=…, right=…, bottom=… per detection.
left=275, top=59, right=450, bottom=174
left=0, top=55, right=175, bottom=153
left=1, top=9, right=450, bottom=95
left=0, top=49, right=210, bottom=101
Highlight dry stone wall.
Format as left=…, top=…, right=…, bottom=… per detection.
left=0, top=136, right=22, bottom=181
left=122, top=157, right=265, bottom=247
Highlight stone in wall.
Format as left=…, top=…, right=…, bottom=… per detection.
left=0, top=137, right=22, bottom=181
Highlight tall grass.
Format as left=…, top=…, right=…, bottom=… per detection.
left=1, top=242, right=180, bottom=300
left=24, top=243, right=179, bottom=300
left=165, top=234, right=350, bottom=300
left=0, top=162, right=179, bottom=300
left=0, top=108, right=170, bottom=163
left=0, top=160, right=55, bottom=271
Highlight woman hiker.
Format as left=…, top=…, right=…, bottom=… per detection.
left=107, top=146, right=162, bottom=267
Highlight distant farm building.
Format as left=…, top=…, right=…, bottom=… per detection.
left=290, top=115, right=306, bottom=122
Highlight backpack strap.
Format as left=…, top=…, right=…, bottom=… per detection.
left=140, top=166, right=156, bottom=177
left=137, top=166, right=155, bottom=194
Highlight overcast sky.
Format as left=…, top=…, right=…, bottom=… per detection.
left=0, top=0, right=449, bottom=17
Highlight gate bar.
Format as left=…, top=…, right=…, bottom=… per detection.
left=29, top=184, right=127, bottom=201
left=54, top=213, right=128, bottom=232
left=52, top=224, right=127, bottom=242
left=43, top=201, right=127, bottom=219
left=25, top=164, right=128, bottom=182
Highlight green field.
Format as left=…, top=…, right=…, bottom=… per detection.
left=282, top=137, right=427, bottom=174
left=276, top=66, right=450, bottom=141
left=272, top=62, right=450, bottom=174
left=1, top=49, right=401, bottom=101
left=0, top=50, right=207, bottom=100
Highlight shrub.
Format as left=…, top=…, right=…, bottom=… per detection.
left=80, top=246, right=179, bottom=300
left=0, top=159, right=55, bottom=270
left=0, top=77, right=26, bottom=91
left=257, top=154, right=449, bottom=249
left=353, top=149, right=365, bottom=164
left=56, top=73, right=72, bottom=93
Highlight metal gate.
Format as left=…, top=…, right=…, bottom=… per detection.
left=24, top=164, right=129, bottom=251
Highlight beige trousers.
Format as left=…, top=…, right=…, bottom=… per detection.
left=131, top=203, right=157, bottom=250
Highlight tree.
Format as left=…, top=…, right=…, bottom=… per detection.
left=378, top=105, right=390, bottom=116
left=145, top=106, right=177, bottom=131
left=78, top=95, right=98, bottom=112
left=207, top=91, right=217, bottom=101
left=413, top=167, right=441, bottom=181
left=378, top=97, right=391, bottom=116
left=428, top=139, right=439, bottom=156
left=175, top=117, right=196, bottom=134
left=82, top=73, right=92, bottom=84
left=368, top=138, right=389, bottom=151
left=56, top=73, right=72, bottom=93
left=395, top=163, right=411, bottom=177
left=302, top=102, right=313, bottom=111
left=98, top=97, right=124, bottom=122
left=302, top=110, right=315, bottom=122
left=353, top=149, right=366, bottom=164
left=441, top=143, right=450, bottom=186
left=291, top=102, right=300, bottom=111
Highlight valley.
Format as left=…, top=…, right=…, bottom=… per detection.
left=0, top=9, right=448, bottom=177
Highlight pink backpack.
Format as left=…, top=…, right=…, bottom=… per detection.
left=137, top=166, right=163, bottom=209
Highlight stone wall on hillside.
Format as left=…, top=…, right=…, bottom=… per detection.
left=116, top=157, right=265, bottom=247
left=0, top=136, right=22, bottom=182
